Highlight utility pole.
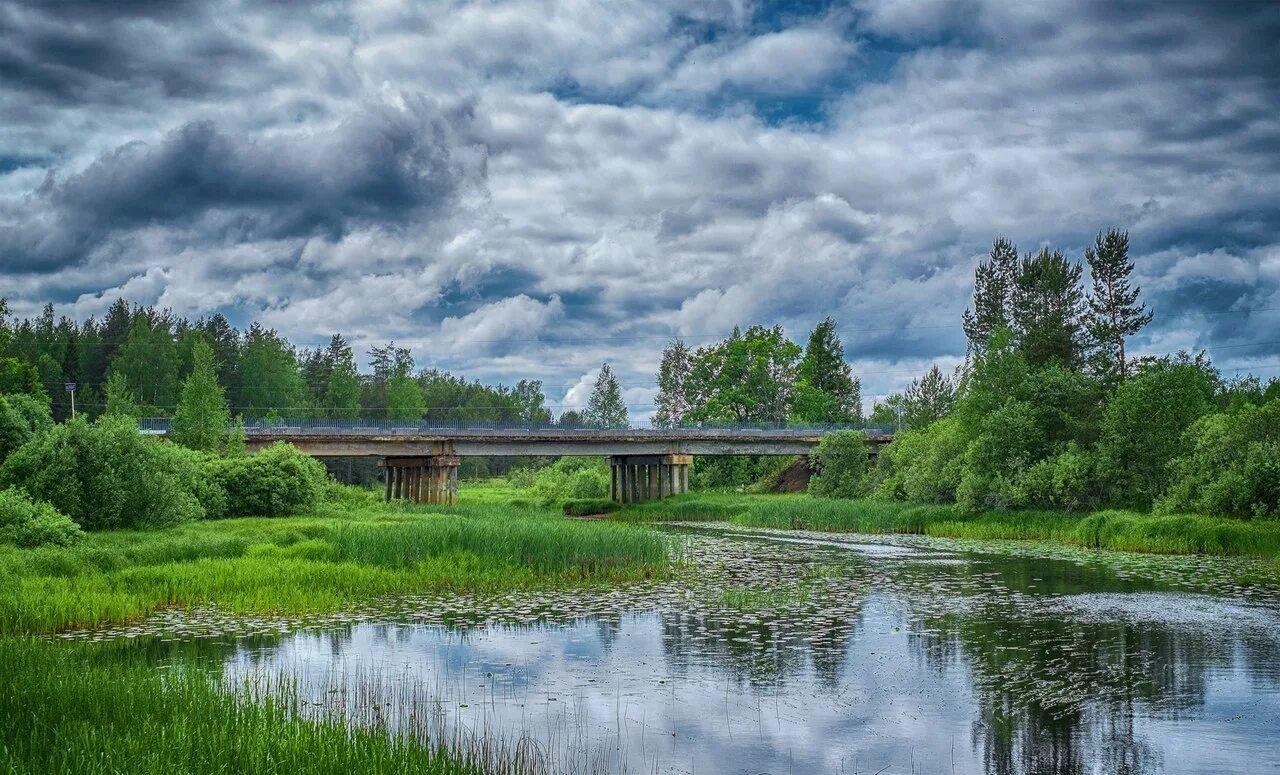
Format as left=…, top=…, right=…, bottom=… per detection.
left=65, top=382, right=76, bottom=419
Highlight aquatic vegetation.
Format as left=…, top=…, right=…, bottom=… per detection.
left=0, top=638, right=481, bottom=775
left=613, top=493, right=1280, bottom=560
left=0, top=500, right=671, bottom=635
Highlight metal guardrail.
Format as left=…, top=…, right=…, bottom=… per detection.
left=138, top=418, right=894, bottom=437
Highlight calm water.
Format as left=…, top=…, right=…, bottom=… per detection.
left=72, top=525, right=1280, bottom=774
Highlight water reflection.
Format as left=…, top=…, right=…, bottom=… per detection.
left=81, top=527, right=1280, bottom=774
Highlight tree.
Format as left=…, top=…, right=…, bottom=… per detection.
left=1097, top=357, right=1218, bottom=507
left=902, top=364, right=956, bottom=429
left=1085, top=229, right=1151, bottom=385
left=318, top=335, right=361, bottom=419
left=109, top=312, right=180, bottom=413
left=583, top=364, right=628, bottom=428
left=793, top=318, right=861, bottom=423
left=387, top=367, right=426, bottom=422
left=653, top=339, right=693, bottom=428
left=239, top=325, right=308, bottom=417
left=809, top=430, right=871, bottom=498
left=1011, top=248, right=1086, bottom=368
left=962, top=237, right=1019, bottom=360
left=557, top=409, right=585, bottom=428
left=103, top=371, right=137, bottom=419
left=684, top=325, right=801, bottom=423
left=867, top=393, right=907, bottom=429
left=514, top=379, right=551, bottom=424
left=171, top=340, right=232, bottom=453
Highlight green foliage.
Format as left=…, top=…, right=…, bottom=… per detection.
left=208, top=442, right=329, bottom=517
left=103, top=370, right=139, bottom=418
left=962, top=237, right=1019, bottom=359
left=793, top=318, right=861, bottom=422
left=171, top=339, right=233, bottom=452
left=239, top=324, right=308, bottom=417
left=873, top=416, right=967, bottom=503
left=563, top=498, right=620, bottom=516
left=527, top=457, right=610, bottom=504
left=1157, top=398, right=1280, bottom=518
left=110, top=314, right=181, bottom=412
left=1084, top=229, right=1151, bottom=384
left=653, top=340, right=693, bottom=427
left=1097, top=358, right=1218, bottom=507
left=387, top=372, right=427, bottom=421
left=0, top=395, right=38, bottom=462
left=0, top=357, right=46, bottom=404
left=0, top=487, right=83, bottom=547
left=1011, top=247, right=1086, bottom=368
left=1019, top=443, right=1102, bottom=511
left=0, top=417, right=207, bottom=530
left=685, top=325, right=801, bottom=423
left=808, top=430, right=870, bottom=498
left=4, top=393, right=53, bottom=437
left=584, top=363, right=628, bottom=427
left=902, top=364, right=956, bottom=429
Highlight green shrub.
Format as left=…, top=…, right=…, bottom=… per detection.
left=0, top=394, right=48, bottom=463
left=808, top=430, right=870, bottom=498
left=1157, top=399, right=1280, bottom=518
left=209, top=442, right=328, bottom=517
left=1019, top=443, right=1101, bottom=511
left=0, top=417, right=207, bottom=530
left=528, top=457, right=609, bottom=505
left=0, top=487, right=83, bottom=547
left=874, top=416, right=966, bottom=503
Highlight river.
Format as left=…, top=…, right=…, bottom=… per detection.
left=67, top=524, right=1280, bottom=774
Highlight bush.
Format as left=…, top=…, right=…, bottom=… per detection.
left=0, top=393, right=52, bottom=463
left=808, top=430, right=870, bottom=498
left=1157, top=399, right=1280, bottom=518
left=528, top=457, right=609, bottom=505
left=208, top=442, right=328, bottom=517
left=874, top=416, right=966, bottom=503
left=0, top=417, right=207, bottom=530
left=1019, top=443, right=1101, bottom=511
left=0, top=487, right=83, bottom=547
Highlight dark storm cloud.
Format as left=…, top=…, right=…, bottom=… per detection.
left=0, top=1, right=271, bottom=105
left=1, top=100, right=478, bottom=272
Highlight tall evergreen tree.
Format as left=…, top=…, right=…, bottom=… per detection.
left=1011, top=248, right=1086, bottom=368
left=239, top=324, right=308, bottom=417
left=793, top=318, right=861, bottom=422
left=318, top=335, right=361, bottom=418
left=110, top=312, right=180, bottom=412
left=962, top=237, right=1019, bottom=360
left=902, top=364, right=957, bottom=429
left=171, top=339, right=232, bottom=452
left=1085, top=228, right=1151, bottom=385
left=653, top=339, right=692, bottom=428
left=584, top=363, right=628, bottom=428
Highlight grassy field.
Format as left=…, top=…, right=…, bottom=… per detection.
left=612, top=492, right=1280, bottom=560
left=0, top=486, right=669, bottom=635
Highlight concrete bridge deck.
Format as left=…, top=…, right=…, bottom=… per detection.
left=140, top=420, right=894, bottom=505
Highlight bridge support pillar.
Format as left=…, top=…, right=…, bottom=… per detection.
left=380, top=456, right=460, bottom=505
left=608, top=454, right=692, bottom=503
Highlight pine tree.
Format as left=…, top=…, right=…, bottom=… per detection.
left=584, top=363, right=628, bottom=428
left=171, top=339, right=231, bottom=452
left=320, top=335, right=361, bottom=418
left=902, top=364, right=956, bottom=429
left=1085, top=229, right=1152, bottom=384
left=962, top=238, right=1019, bottom=360
left=793, top=318, right=861, bottom=422
left=1011, top=247, right=1086, bottom=368
left=653, top=340, right=692, bottom=428
left=387, top=356, right=426, bottom=422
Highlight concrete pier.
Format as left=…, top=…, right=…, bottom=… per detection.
left=380, top=456, right=460, bottom=505
left=608, top=454, right=692, bottom=503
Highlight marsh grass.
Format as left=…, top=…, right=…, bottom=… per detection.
left=612, top=493, right=1280, bottom=560
left=0, top=638, right=481, bottom=775
left=0, top=495, right=670, bottom=635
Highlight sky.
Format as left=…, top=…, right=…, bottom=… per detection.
left=1, top=0, right=1278, bottom=418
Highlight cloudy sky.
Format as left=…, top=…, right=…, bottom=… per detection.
left=2, top=0, right=1278, bottom=417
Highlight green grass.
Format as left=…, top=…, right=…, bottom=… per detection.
left=0, top=638, right=480, bottom=775
left=611, top=492, right=1280, bottom=560
left=0, top=492, right=671, bottom=635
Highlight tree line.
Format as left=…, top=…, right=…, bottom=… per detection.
left=0, top=299, right=552, bottom=425
left=828, top=229, right=1280, bottom=518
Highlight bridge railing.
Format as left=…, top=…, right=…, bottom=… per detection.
left=138, top=417, right=894, bottom=437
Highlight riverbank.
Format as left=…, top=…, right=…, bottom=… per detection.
left=0, top=490, right=669, bottom=635
left=611, top=493, right=1280, bottom=561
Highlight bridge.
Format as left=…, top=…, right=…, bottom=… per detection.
left=141, top=419, right=893, bottom=506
